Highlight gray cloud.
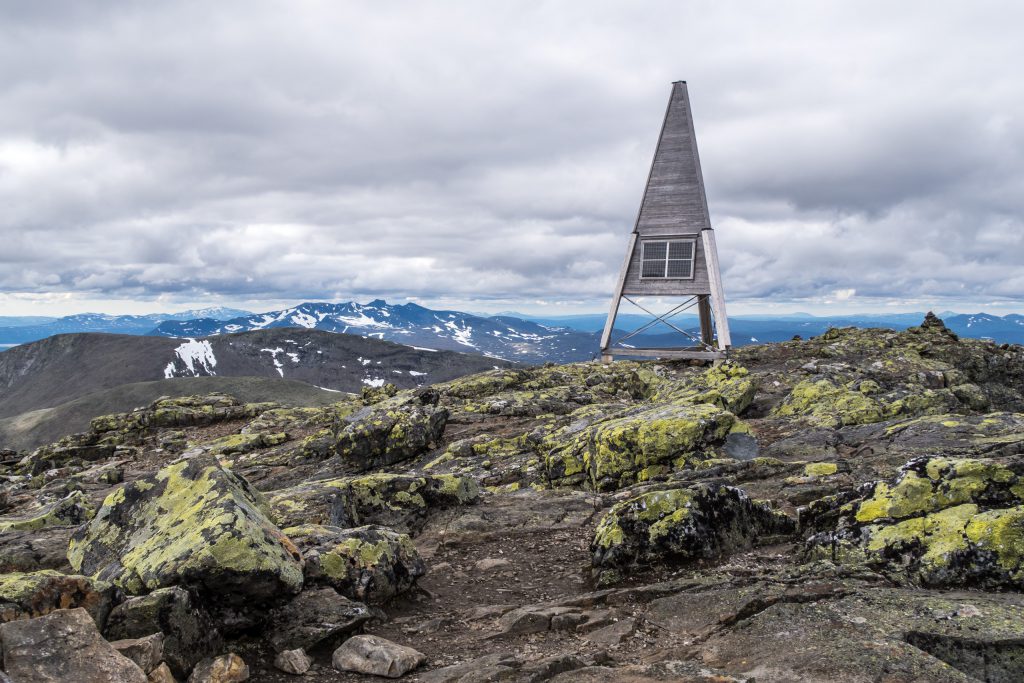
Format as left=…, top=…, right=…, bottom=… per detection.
left=1, top=1, right=1022, bottom=315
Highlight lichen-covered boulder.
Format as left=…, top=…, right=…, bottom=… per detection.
left=310, top=390, right=447, bottom=472
left=545, top=401, right=744, bottom=490
left=269, top=472, right=479, bottom=533
left=648, top=362, right=759, bottom=414
left=592, top=484, right=794, bottom=571
left=148, top=394, right=275, bottom=429
left=853, top=457, right=1024, bottom=524
left=0, top=490, right=94, bottom=532
left=104, top=586, right=223, bottom=679
left=0, top=607, right=147, bottom=682
left=807, top=456, right=1024, bottom=589
left=67, top=454, right=304, bottom=602
left=0, top=570, right=114, bottom=625
left=203, top=431, right=288, bottom=457
left=772, top=375, right=960, bottom=429
left=285, top=524, right=425, bottom=603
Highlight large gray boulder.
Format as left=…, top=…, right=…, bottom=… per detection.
left=0, top=607, right=146, bottom=682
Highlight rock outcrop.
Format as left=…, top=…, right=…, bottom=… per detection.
left=0, top=315, right=1021, bottom=682
left=808, top=455, right=1024, bottom=588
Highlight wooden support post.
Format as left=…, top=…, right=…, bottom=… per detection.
left=698, top=295, right=713, bottom=346
left=600, top=233, right=637, bottom=354
left=701, top=229, right=731, bottom=349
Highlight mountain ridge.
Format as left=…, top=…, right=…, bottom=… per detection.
left=0, top=328, right=510, bottom=422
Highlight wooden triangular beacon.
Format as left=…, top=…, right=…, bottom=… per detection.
left=600, top=81, right=731, bottom=362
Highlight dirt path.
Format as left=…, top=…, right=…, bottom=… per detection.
left=247, top=488, right=679, bottom=681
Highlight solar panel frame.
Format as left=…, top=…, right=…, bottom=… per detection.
left=639, top=238, right=696, bottom=280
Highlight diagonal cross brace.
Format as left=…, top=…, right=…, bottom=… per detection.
left=612, top=296, right=713, bottom=350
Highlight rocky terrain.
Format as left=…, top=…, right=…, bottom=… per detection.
left=0, top=313, right=1023, bottom=682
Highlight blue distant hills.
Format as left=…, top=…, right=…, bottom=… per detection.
left=1, top=303, right=1021, bottom=362
left=511, top=311, right=1024, bottom=347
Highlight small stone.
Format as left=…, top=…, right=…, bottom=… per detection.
left=474, top=557, right=511, bottom=571
left=332, top=634, right=426, bottom=678
left=112, top=633, right=165, bottom=673
left=148, top=663, right=179, bottom=683
left=956, top=604, right=982, bottom=618
left=187, top=653, right=249, bottom=683
left=274, top=648, right=312, bottom=675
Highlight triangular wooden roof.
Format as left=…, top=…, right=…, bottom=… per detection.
left=632, top=81, right=712, bottom=236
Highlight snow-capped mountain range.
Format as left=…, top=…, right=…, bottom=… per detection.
left=151, top=300, right=598, bottom=363
left=0, top=307, right=251, bottom=346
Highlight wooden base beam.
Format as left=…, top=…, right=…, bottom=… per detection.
left=602, top=347, right=726, bottom=360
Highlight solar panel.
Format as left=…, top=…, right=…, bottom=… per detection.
left=668, top=241, right=693, bottom=259
left=666, top=259, right=692, bottom=278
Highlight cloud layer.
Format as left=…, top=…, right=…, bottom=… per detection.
left=2, top=1, right=1022, bottom=314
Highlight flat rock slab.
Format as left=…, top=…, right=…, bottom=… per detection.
left=266, top=588, right=369, bottom=653
left=549, top=660, right=750, bottom=682
left=333, top=634, right=426, bottom=678
left=581, top=617, right=638, bottom=646
left=698, top=587, right=1024, bottom=682
left=0, top=607, right=147, bottom=683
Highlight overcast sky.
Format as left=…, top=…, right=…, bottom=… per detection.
left=1, top=1, right=1022, bottom=317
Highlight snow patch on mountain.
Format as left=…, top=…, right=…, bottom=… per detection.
left=291, top=312, right=317, bottom=328
left=261, top=347, right=285, bottom=377
left=165, top=338, right=217, bottom=378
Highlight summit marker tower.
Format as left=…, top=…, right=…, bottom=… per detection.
left=600, top=81, right=731, bottom=361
